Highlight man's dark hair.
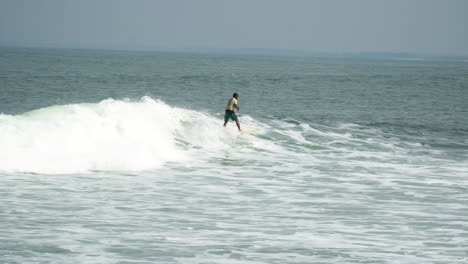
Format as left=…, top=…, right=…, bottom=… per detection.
left=233, top=93, right=238, bottom=97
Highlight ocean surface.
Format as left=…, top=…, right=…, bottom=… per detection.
left=1, top=47, right=467, bottom=264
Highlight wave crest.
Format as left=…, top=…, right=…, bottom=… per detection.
left=0, top=97, right=231, bottom=174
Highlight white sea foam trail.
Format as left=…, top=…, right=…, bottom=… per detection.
left=0, top=97, right=224, bottom=174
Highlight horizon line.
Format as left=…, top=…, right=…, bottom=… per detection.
left=1, top=42, right=467, bottom=60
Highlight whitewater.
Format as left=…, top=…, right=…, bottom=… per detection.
left=1, top=48, right=467, bottom=263
left=0, top=97, right=281, bottom=174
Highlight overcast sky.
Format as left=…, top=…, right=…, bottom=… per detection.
left=1, top=0, right=467, bottom=55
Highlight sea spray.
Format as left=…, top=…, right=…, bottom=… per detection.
left=0, top=97, right=194, bottom=173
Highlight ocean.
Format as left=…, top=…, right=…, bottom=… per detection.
left=0, top=47, right=467, bottom=263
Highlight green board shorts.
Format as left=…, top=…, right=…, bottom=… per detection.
left=224, top=110, right=238, bottom=121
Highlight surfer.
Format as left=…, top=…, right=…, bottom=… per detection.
left=223, top=93, right=241, bottom=131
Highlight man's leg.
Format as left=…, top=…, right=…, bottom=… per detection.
left=223, top=112, right=229, bottom=127
left=235, top=120, right=241, bottom=131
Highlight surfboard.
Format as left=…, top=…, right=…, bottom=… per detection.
left=239, top=129, right=260, bottom=135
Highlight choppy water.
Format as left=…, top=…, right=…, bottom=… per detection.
left=1, top=48, right=467, bottom=263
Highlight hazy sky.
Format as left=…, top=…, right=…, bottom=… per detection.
left=1, top=0, right=467, bottom=55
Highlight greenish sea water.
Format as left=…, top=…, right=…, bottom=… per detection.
left=1, top=47, right=467, bottom=263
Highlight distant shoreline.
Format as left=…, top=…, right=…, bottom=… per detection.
left=1, top=44, right=467, bottom=62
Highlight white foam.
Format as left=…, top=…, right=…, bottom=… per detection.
left=0, top=97, right=215, bottom=174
